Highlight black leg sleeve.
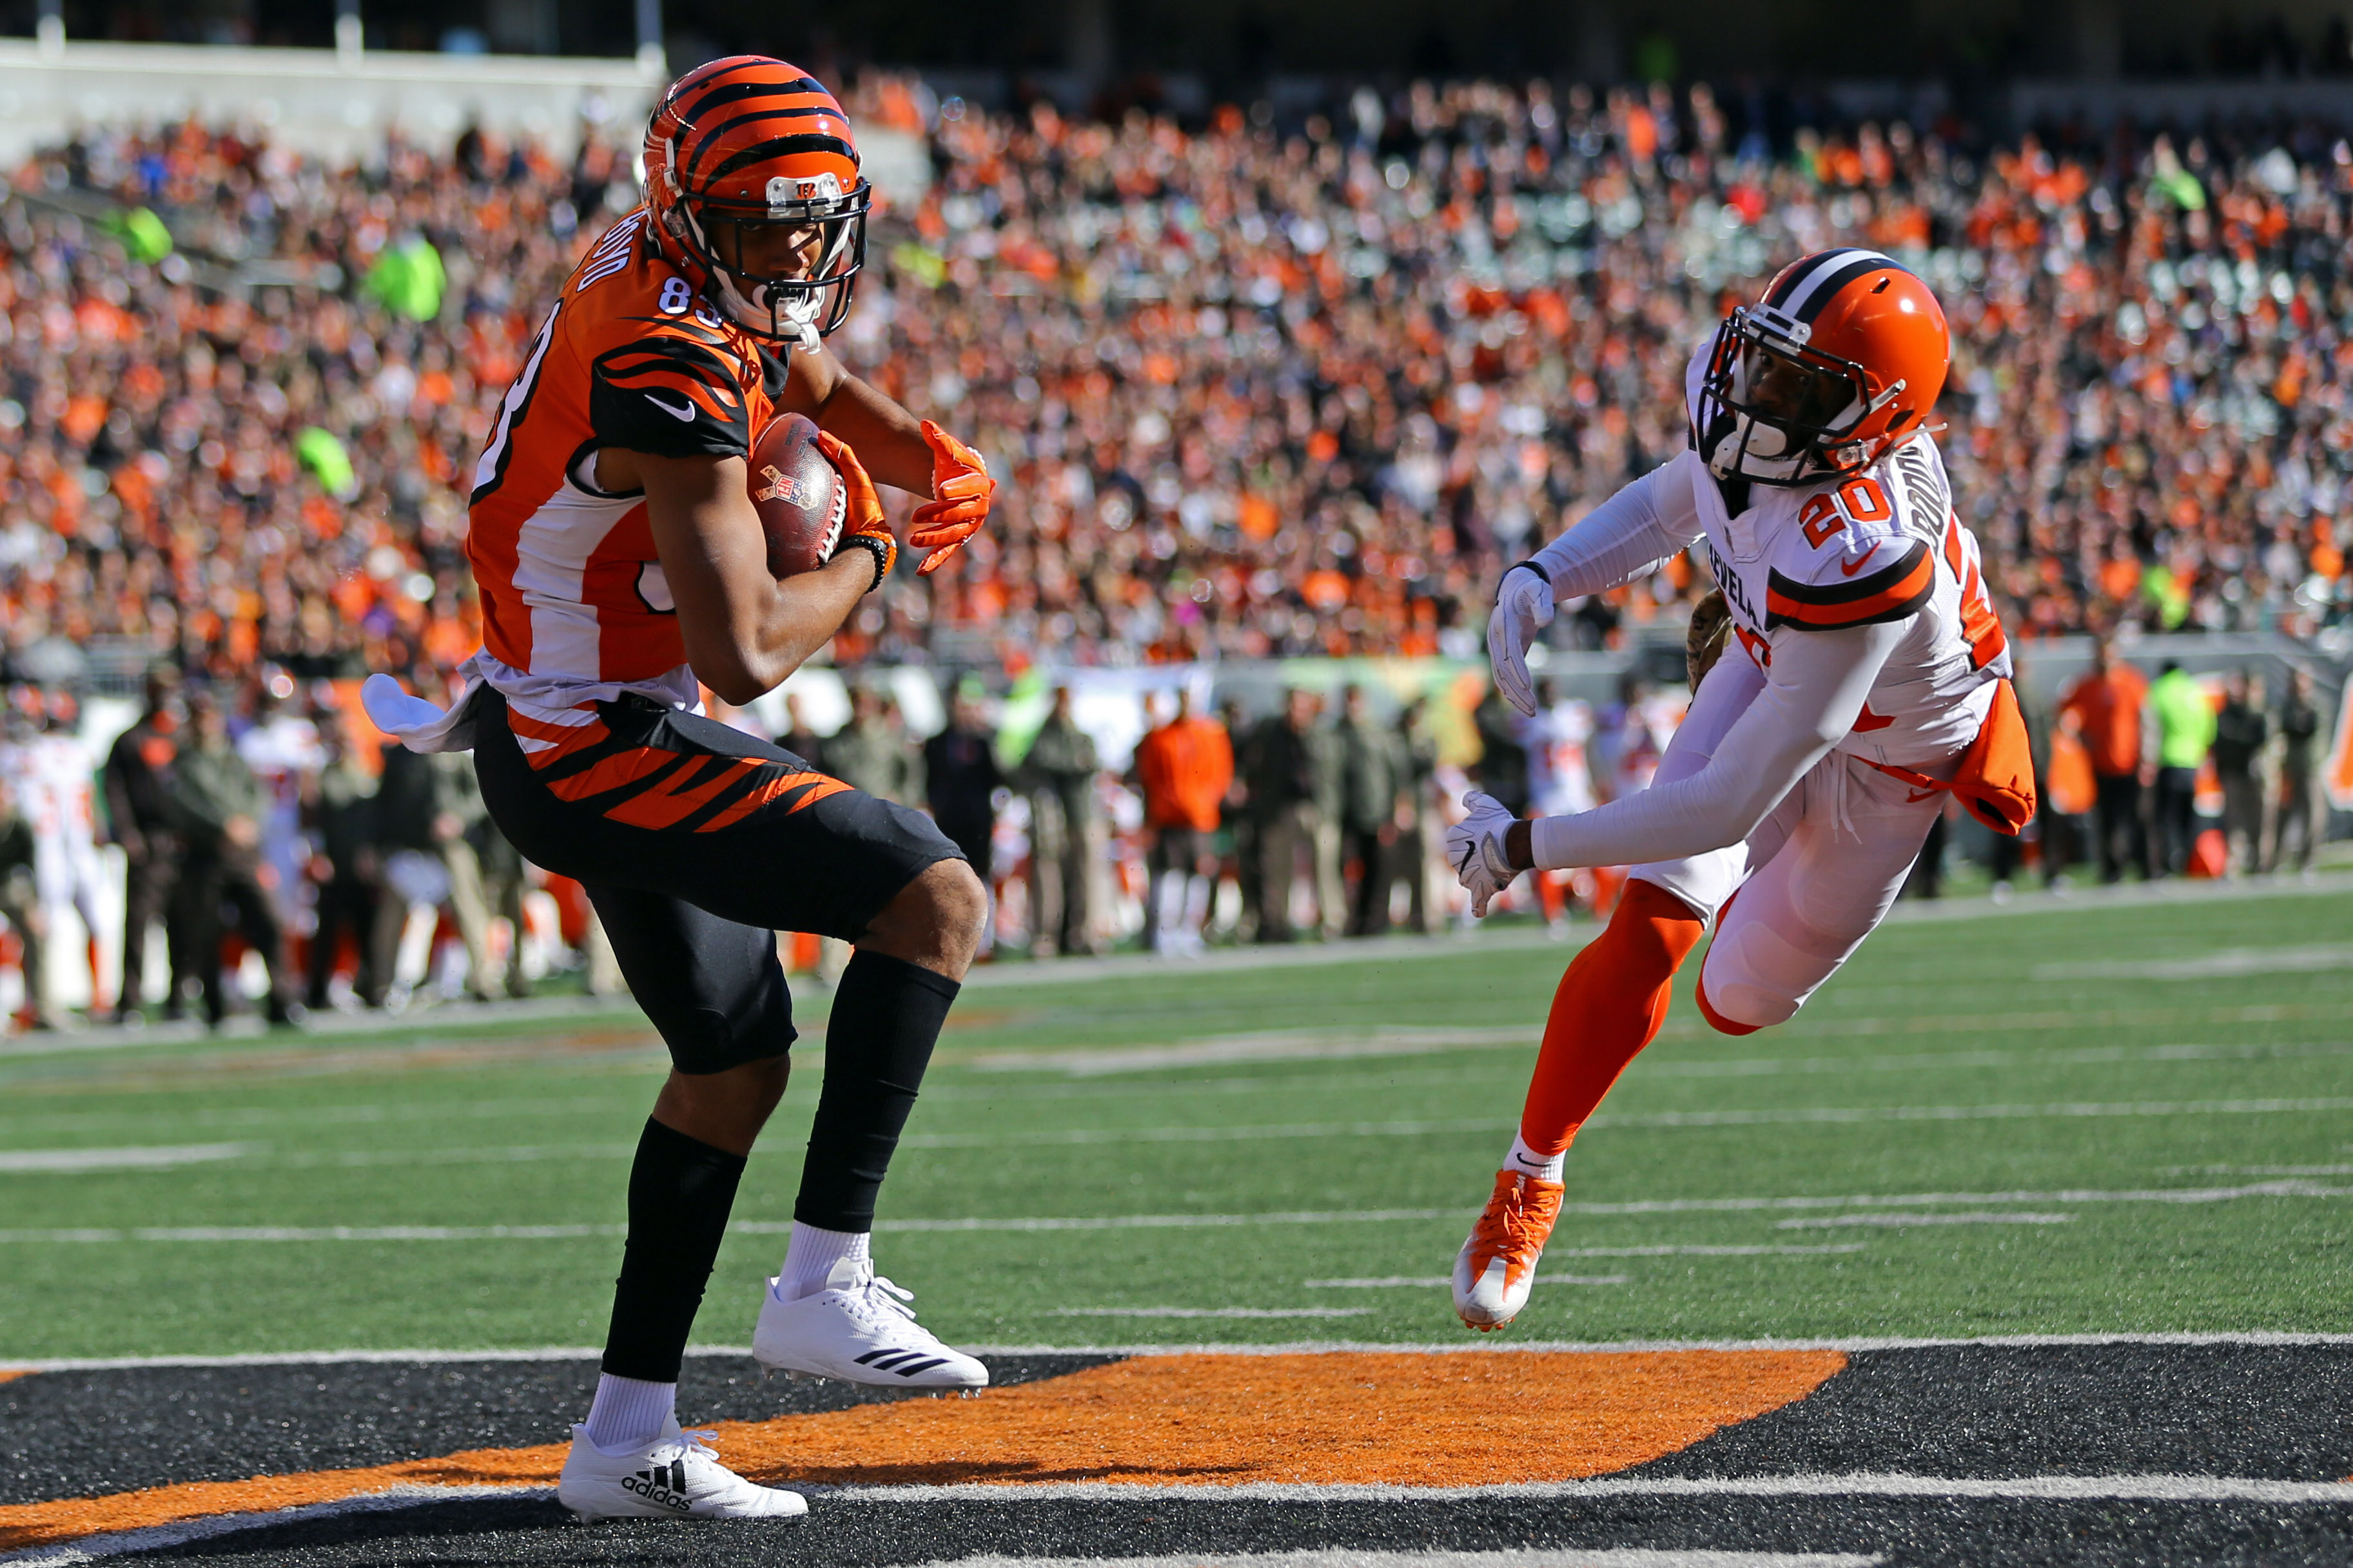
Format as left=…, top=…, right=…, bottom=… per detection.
left=794, top=950, right=959, bottom=1232
left=600, top=1118, right=748, bottom=1382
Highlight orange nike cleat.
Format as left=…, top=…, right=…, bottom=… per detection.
left=1452, top=1168, right=1565, bottom=1330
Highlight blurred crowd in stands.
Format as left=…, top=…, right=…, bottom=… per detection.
left=2, top=79, right=2352, bottom=688
left=0, top=77, right=2347, bottom=1023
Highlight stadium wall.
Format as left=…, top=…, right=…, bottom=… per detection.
left=0, top=41, right=661, bottom=166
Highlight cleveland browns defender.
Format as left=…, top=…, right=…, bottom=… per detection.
left=367, top=58, right=998, bottom=1520
left=1448, top=249, right=2034, bottom=1331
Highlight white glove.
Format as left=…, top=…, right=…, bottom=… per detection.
left=1487, top=564, right=1554, bottom=717
left=1445, top=789, right=1523, bottom=918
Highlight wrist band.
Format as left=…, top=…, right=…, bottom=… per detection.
left=835, top=533, right=894, bottom=593
left=1507, top=559, right=1551, bottom=588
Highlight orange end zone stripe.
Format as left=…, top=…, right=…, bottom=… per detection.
left=0, top=1350, right=1844, bottom=1551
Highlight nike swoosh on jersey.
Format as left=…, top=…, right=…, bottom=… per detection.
left=1839, top=543, right=1884, bottom=576
left=645, top=393, right=698, bottom=421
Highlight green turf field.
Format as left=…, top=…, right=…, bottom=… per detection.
left=1, top=884, right=2348, bottom=1359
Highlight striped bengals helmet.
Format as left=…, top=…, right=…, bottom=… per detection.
left=1694, top=248, right=1948, bottom=485
left=643, top=56, right=870, bottom=349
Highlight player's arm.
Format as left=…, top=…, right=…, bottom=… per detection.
left=1489, top=451, right=1708, bottom=714
left=779, top=343, right=928, bottom=491
left=1508, top=621, right=1904, bottom=872
left=630, top=448, right=874, bottom=706
left=783, top=342, right=995, bottom=576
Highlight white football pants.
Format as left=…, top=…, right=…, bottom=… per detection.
left=1631, top=653, right=1947, bottom=1031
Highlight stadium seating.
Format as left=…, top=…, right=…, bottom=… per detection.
left=1, top=82, right=2349, bottom=690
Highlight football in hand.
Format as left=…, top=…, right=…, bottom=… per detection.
left=747, top=412, right=846, bottom=578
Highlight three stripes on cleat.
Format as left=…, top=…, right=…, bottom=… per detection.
left=855, top=1348, right=953, bottom=1378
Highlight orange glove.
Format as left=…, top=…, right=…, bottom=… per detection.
left=908, top=420, right=994, bottom=576
left=815, top=430, right=897, bottom=590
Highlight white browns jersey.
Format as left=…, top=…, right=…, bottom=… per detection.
left=5, top=731, right=103, bottom=911
left=1677, top=355, right=2011, bottom=769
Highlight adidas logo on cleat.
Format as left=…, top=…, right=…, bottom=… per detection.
left=854, top=1348, right=950, bottom=1377
left=621, top=1461, right=694, bottom=1513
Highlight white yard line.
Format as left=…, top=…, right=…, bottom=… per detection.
left=947, top=873, right=2353, bottom=991
left=9, top=1329, right=2353, bottom=1373
left=899, top=1099, right=2353, bottom=1148
left=1296, top=1276, right=1631, bottom=1290
left=1, top=1179, right=2339, bottom=1248
left=2036, top=944, right=2353, bottom=980
left=10, top=1093, right=2343, bottom=1176
left=1300, top=1248, right=1867, bottom=1285
left=1050, top=1307, right=1380, bottom=1319
left=1775, top=1213, right=2074, bottom=1229
left=965, top=1028, right=1536, bottom=1075
left=0, top=1143, right=251, bottom=1173
left=961, top=1032, right=2353, bottom=1082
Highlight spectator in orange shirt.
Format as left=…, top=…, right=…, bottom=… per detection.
left=1133, top=688, right=1234, bottom=955
left=2058, top=638, right=2151, bottom=883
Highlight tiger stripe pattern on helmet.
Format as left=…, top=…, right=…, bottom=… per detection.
left=643, top=57, right=871, bottom=346
left=664, top=67, right=859, bottom=195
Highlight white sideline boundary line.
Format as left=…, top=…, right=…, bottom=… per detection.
left=6, top=1470, right=2349, bottom=1563
left=924, top=1554, right=1882, bottom=1568
left=8, top=1330, right=2353, bottom=1373
left=0, top=1484, right=546, bottom=1566
left=823, top=1473, right=2353, bottom=1505
left=947, top=872, right=2353, bottom=989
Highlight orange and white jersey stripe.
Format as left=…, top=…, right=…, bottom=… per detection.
left=460, top=211, right=780, bottom=721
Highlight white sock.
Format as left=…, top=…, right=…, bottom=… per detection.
left=779, top=1221, right=870, bottom=1300
left=582, top=1373, right=675, bottom=1454
left=1504, top=1133, right=1565, bottom=1184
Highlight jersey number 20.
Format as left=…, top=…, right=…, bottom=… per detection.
left=1798, top=477, right=1891, bottom=549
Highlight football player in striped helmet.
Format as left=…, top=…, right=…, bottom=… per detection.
left=366, top=58, right=998, bottom=1521
left=1449, top=249, right=2035, bottom=1331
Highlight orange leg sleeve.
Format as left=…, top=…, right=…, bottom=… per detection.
left=1517, top=878, right=1706, bottom=1156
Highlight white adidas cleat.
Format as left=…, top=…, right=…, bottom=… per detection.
left=752, top=1255, right=989, bottom=1389
left=556, top=1419, right=807, bottom=1522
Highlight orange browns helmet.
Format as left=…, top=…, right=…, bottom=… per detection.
left=1694, top=247, right=1949, bottom=487
left=643, top=55, right=871, bottom=349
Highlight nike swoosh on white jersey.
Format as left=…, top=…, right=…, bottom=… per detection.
left=645, top=394, right=698, bottom=421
